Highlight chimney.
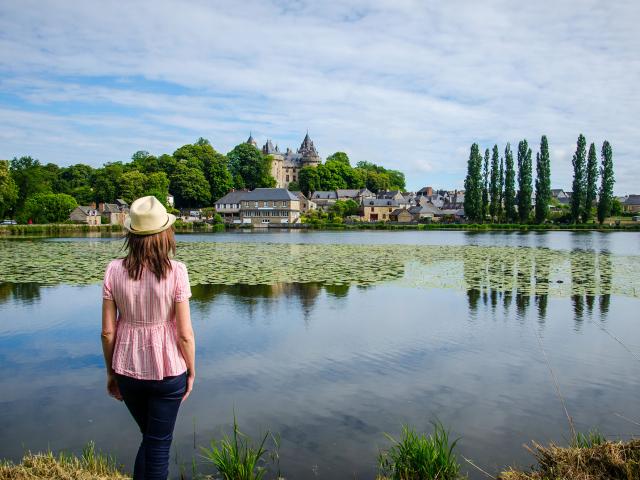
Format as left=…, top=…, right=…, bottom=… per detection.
left=426, top=186, right=433, bottom=196
left=90, top=201, right=97, bottom=209
left=98, top=202, right=105, bottom=212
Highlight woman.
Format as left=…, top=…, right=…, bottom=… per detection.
left=101, top=195, right=196, bottom=480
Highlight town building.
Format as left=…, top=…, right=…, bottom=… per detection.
left=622, top=195, right=640, bottom=213
left=390, top=208, right=414, bottom=223
left=214, top=190, right=247, bottom=223
left=294, top=191, right=316, bottom=212
left=98, top=202, right=129, bottom=225
left=69, top=205, right=101, bottom=225
left=246, top=133, right=322, bottom=189
left=239, top=188, right=301, bottom=226
left=335, top=188, right=375, bottom=202
left=361, top=198, right=408, bottom=222
left=310, top=191, right=338, bottom=211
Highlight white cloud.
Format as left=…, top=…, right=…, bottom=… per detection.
left=0, top=0, right=638, bottom=193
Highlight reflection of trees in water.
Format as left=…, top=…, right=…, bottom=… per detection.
left=0, top=282, right=41, bottom=306
left=190, top=282, right=349, bottom=323
left=462, top=247, right=615, bottom=325
left=599, top=253, right=612, bottom=318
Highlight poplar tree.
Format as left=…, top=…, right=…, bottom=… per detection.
left=584, top=142, right=599, bottom=222
left=534, top=135, right=551, bottom=224
left=498, top=155, right=504, bottom=220
left=482, top=148, right=490, bottom=221
left=489, top=144, right=500, bottom=220
left=464, top=143, right=483, bottom=222
left=597, top=141, right=614, bottom=224
left=517, top=139, right=532, bottom=223
left=504, top=143, right=516, bottom=222
left=570, top=134, right=587, bottom=223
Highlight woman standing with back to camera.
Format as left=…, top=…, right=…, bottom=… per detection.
left=100, top=196, right=196, bottom=480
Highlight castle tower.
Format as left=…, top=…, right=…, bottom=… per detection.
left=246, top=132, right=257, bottom=147
left=298, top=132, right=321, bottom=166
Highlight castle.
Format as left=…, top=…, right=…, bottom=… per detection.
left=246, top=132, right=322, bottom=189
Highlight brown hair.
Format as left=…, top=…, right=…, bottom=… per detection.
left=123, top=227, right=176, bottom=281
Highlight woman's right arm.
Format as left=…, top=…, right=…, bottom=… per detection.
left=176, top=299, right=195, bottom=401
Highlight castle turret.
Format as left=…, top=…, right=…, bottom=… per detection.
left=298, top=132, right=321, bottom=166
left=246, top=132, right=257, bottom=147
left=262, top=139, right=277, bottom=155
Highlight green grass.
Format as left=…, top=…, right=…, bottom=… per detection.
left=200, top=415, right=272, bottom=480
left=377, top=422, right=462, bottom=480
left=571, top=429, right=607, bottom=449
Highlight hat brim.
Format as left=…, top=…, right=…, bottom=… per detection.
left=123, top=213, right=176, bottom=235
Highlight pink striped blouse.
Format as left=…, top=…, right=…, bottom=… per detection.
left=103, top=258, right=191, bottom=380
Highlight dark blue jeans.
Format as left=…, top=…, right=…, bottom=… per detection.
left=116, top=372, right=187, bottom=480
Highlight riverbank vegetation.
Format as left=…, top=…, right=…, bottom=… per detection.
left=2, top=431, right=638, bottom=480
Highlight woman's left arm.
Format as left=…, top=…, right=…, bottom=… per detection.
left=101, top=298, right=122, bottom=401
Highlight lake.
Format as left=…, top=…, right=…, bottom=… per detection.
left=0, top=230, right=639, bottom=479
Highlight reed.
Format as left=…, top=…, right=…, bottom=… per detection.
left=200, top=415, right=272, bottom=480
left=377, top=422, right=462, bottom=480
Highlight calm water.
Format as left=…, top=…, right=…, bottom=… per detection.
left=1, top=231, right=639, bottom=479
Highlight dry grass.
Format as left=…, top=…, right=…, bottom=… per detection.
left=500, top=439, right=640, bottom=480
left=0, top=442, right=129, bottom=480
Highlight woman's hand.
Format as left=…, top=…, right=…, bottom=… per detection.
left=107, top=374, right=123, bottom=401
left=182, top=371, right=195, bottom=402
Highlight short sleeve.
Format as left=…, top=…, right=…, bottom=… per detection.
left=103, top=261, right=114, bottom=300
left=174, top=262, right=192, bottom=302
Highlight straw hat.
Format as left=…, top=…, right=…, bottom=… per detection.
left=124, top=196, right=176, bottom=235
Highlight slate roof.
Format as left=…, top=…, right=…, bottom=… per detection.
left=242, top=188, right=299, bottom=201
left=335, top=189, right=361, bottom=198
left=311, top=191, right=338, bottom=200
left=363, top=199, right=400, bottom=207
left=215, top=190, right=249, bottom=204
left=391, top=208, right=412, bottom=216
left=408, top=203, right=442, bottom=215
left=624, top=194, right=640, bottom=205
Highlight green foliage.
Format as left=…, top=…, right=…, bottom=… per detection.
left=504, top=143, right=517, bottom=222
left=498, top=155, right=504, bottom=220
left=10, top=156, right=54, bottom=209
left=20, top=193, right=78, bottom=224
left=170, top=162, right=211, bottom=208
left=535, top=135, right=551, bottom=224
left=227, top=143, right=275, bottom=190
left=330, top=199, right=360, bottom=218
left=0, top=159, right=19, bottom=218
left=463, top=143, right=483, bottom=222
left=517, top=139, right=533, bottom=223
left=355, top=160, right=405, bottom=192
left=118, top=170, right=148, bottom=204
left=489, top=145, right=500, bottom=220
left=144, top=171, right=170, bottom=205
left=174, top=140, right=233, bottom=201
left=482, top=148, right=490, bottom=219
left=597, top=141, right=615, bottom=224
left=326, top=151, right=350, bottom=165
left=377, top=423, right=461, bottom=480
left=200, top=415, right=271, bottom=480
left=287, top=180, right=300, bottom=191
left=571, top=134, right=587, bottom=223
left=94, top=163, right=125, bottom=203
left=585, top=142, right=599, bottom=222
left=571, top=429, right=606, bottom=449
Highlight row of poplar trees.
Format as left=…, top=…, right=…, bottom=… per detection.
left=464, top=135, right=614, bottom=224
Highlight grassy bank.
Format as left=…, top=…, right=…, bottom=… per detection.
left=299, top=221, right=640, bottom=231
left=0, top=221, right=224, bottom=236
left=2, top=433, right=638, bottom=479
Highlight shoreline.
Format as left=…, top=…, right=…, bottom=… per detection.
left=1, top=222, right=639, bottom=236
left=2, top=438, right=637, bottom=479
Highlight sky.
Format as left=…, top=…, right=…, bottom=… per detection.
left=0, top=0, right=638, bottom=194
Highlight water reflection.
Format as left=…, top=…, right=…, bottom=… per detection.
left=0, top=282, right=41, bottom=306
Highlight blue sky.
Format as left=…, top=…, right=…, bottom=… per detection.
left=0, top=0, right=638, bottom=194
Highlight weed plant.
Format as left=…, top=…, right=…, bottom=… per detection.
left=377, top=422, right=462, bottom=480
left=201, top=416, right=273, bottom=480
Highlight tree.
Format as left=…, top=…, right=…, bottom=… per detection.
left=534, top=135, right=551, bottom=224
left=170, top=162, right=211, bottom=208
left=298, top=166, right=321, bottom=196
left=94, top=163, right=124, bottom=203
left=463, top=143, right=483, bottom=222
left=503, top=143, right=516, bottom=222
left=597, top=141, right=614, bottom=224
left=584, top=142, right=599, bottom=222
left=20, top=193, right=77, bottom=224
left=517, top=139, right=533, bottom=223
left=498, top=154, right=504, bottom=220
left=482, top=148, right=490, bottom=220
left=0, top=159, right=18, bottom=218
left=326, top=152, right=350, bottom=165
left=118, top=170, right=148, bottom=204
left=227, top=143, right=275, bottom=190
left=489, top=145, right=500, bottom=220
left=145, top=171, right=170, bottom=205
left=174, top=140, right=233, bottom=202
left=287, top=181, right=300, bottom=191
left=570, top=134, right=587, bottom=223
left=10, top=156, right=53, bottom=209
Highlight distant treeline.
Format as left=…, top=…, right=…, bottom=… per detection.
left=0, top=138, right=405, bottom=223
left=463, top=134, right=616, bottom=224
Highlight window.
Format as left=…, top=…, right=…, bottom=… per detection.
left=263, top=201, right=268, bottom=207
left=286, top=175, right=290, bottom=182
left=254, top=201, right=258, bottom=208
